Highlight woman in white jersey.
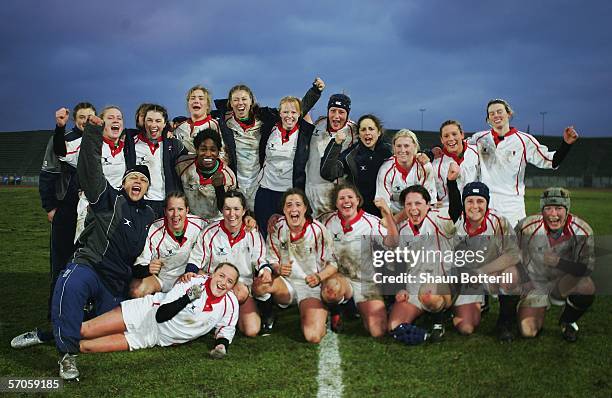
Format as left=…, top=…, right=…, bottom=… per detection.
left=467, top=98, right=578, bottom=227
left=253, top=188, right=337, bottom=343
left=76, top=263, right=239, bottom=359
left=376, top=129, right=437, bottom=217
left=318, top=183, right=398, bottom=337
left=73, top=106, right=128, bottom=241
left=213, top=79, right=325, bottom=211
left=185, top=190, right=268, bottom=337
left=129, top=191, right=208, bottom=298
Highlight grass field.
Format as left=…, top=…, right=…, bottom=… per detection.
left=0, top=187, right=611, bottom=397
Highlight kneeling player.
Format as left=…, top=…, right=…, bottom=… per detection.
left=78, top=263, right=238, bottom=359
left=252, top=188, right=337, bottom=343
left=318, top=183, right=398, bottom=337
left=516, top=188, right=595, bottom=342
left=451, top=181, right=522, bottom=339
left=185, top=190, right=267, bottom=337
left=129, top=192, right=208, bottom=298
left=388, top=185, right=456, bottom=341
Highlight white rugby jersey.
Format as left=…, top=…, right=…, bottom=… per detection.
left=397, top=208, right=456, bottom=275
left=376, top=157, right=437, bottom=214
left=267, top=217, right=337, bottom=280
left=176, top=156, right=237, bottom=220
left=188, top=220, right=266, bottom=284
left=468, top=128, right=555, bottom=198
left=174, top=116, right=222, bottom=155
left=432, top=142, right=480, bottom=208
left=135, top=215, right=208, bottom=292
left=516, top=213, right=594, bottom=292
left=258, top=123, right=300, bottom=191
left=59, top=136, right=82, bottom=168
left=453, top=209, right=520, bottom=269
left=134, top=133, right=165, bottom=201
left=153, top=275, right=238, bottom=346
left=305, top=118, right=357, bottom=215
left=320, top=210, right=386, bottom=282
left=225, top=112, right=263, bottom=195
left=62, top=136, right=125, bottom=188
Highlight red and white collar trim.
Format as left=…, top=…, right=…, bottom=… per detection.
left=164, top=217, right=188, bottom=246
left=442, top=141, right=466, bottom=165
left=137, top=132, right=162, bottom=154
left=464, top=211, right=489, bottom=237
left=276, top=122, right=299, bottom=143
left=339, top=209, right=364, bottom=233
left=394, top=156, right=415, bottom=181
left=290, top=218, right=312, bottom=242
left=102, top=136, right=124, bottom=157
left=233, top=114, right=255, bottom=130
left=196, top=160, right=224, bottom=185
left=491, top=127, right=518, bottom=146
left=220, top=221, right=246, bottom=247
left=202, top=278, right=224, bottom=311
left=189, top=114, right=212, bottom=128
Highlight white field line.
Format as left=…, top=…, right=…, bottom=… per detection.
left=316, top=331, right=344, bottom=398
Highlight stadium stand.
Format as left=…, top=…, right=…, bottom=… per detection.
left=0, top=129, right=610, bottom=187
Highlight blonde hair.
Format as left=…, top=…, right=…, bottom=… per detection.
left=99, top=105, right=122, bottom=119
left=392, top=129, right=420, bottom=153
left=279, top=96, right=302, bottom=116
left=186, top=85, right=212, bottom=114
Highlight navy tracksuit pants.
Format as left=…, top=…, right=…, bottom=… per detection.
left=51, top=263, right=124, bottom=354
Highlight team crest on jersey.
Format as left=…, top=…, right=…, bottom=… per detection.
left=215, top=246, right=228, bottom=256
left=101, top=156, right=112, bottom=165
left=360, top=165, right=367, bottom=171
left=333, top=233, right=342, bottom=242
left=280, top=242, right=288, bottom=250
left=137, top=156, right=148, bottom=165
left=269, top=143, right=276, bottom=150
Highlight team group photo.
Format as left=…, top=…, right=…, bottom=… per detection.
left=1, top=1, right=610, bottom=397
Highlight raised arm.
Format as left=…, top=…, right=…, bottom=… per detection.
left=301, top=77, right=325, bottom=117
left=77, top=116, right=110, bottom=204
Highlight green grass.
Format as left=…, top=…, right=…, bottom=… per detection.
left=0, top=187, right=611, bottom=397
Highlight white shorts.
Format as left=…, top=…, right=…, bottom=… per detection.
left=121, top=296, right=160, bottom=351
left=519, top=294, right=551, bottom=309
left=349, top=279, right=384, bottom=304
left=489, top=193, right=525, bottom=228
left=278, top=276, right=321, bottom=306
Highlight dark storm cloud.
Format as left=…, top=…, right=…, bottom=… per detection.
left=0, top=0, right=610, bottom=136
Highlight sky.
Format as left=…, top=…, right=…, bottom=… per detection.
left=1, top=0, right=611, bottom=136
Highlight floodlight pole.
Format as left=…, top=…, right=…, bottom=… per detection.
left=540, top=111, right=547, bottom=136
left=419, top=108, right=426, bottom=131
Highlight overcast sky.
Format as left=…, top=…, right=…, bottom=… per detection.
left=1, top=0, right=610, bottom=136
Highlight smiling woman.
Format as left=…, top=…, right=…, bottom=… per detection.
left=47, top=114, right=156, bottom=380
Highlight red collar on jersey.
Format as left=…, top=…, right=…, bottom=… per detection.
left=137, top=132, right=162, bottom=154
left=442, top=141, right=466, bottom=165
left=490, top=127, right=518, bottom=146
left=408, top=218, right=422, bottom=236
left=102, top=136, right=124, bottom=157
left=544, top=214, right=573, bottom=246
left=394, top=156, right=416, bottom=181
left=339, top=209, right=364, bottom=233
left=464, top=210, right=489, bottom=237
left=203, top=278, right=225, bottom=311
left=290, top=218, right=312, bottom=242
left=233, top=113, right=256, bottom=130
left=276, top=122, right=299, bottom=143
left=189, top=114, right=212, bottom=128
left=196, top=160, right=224, bottom=185
left=165, top=217, right=188, bottom=246
left=221, top=220, right=246, bottom=247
